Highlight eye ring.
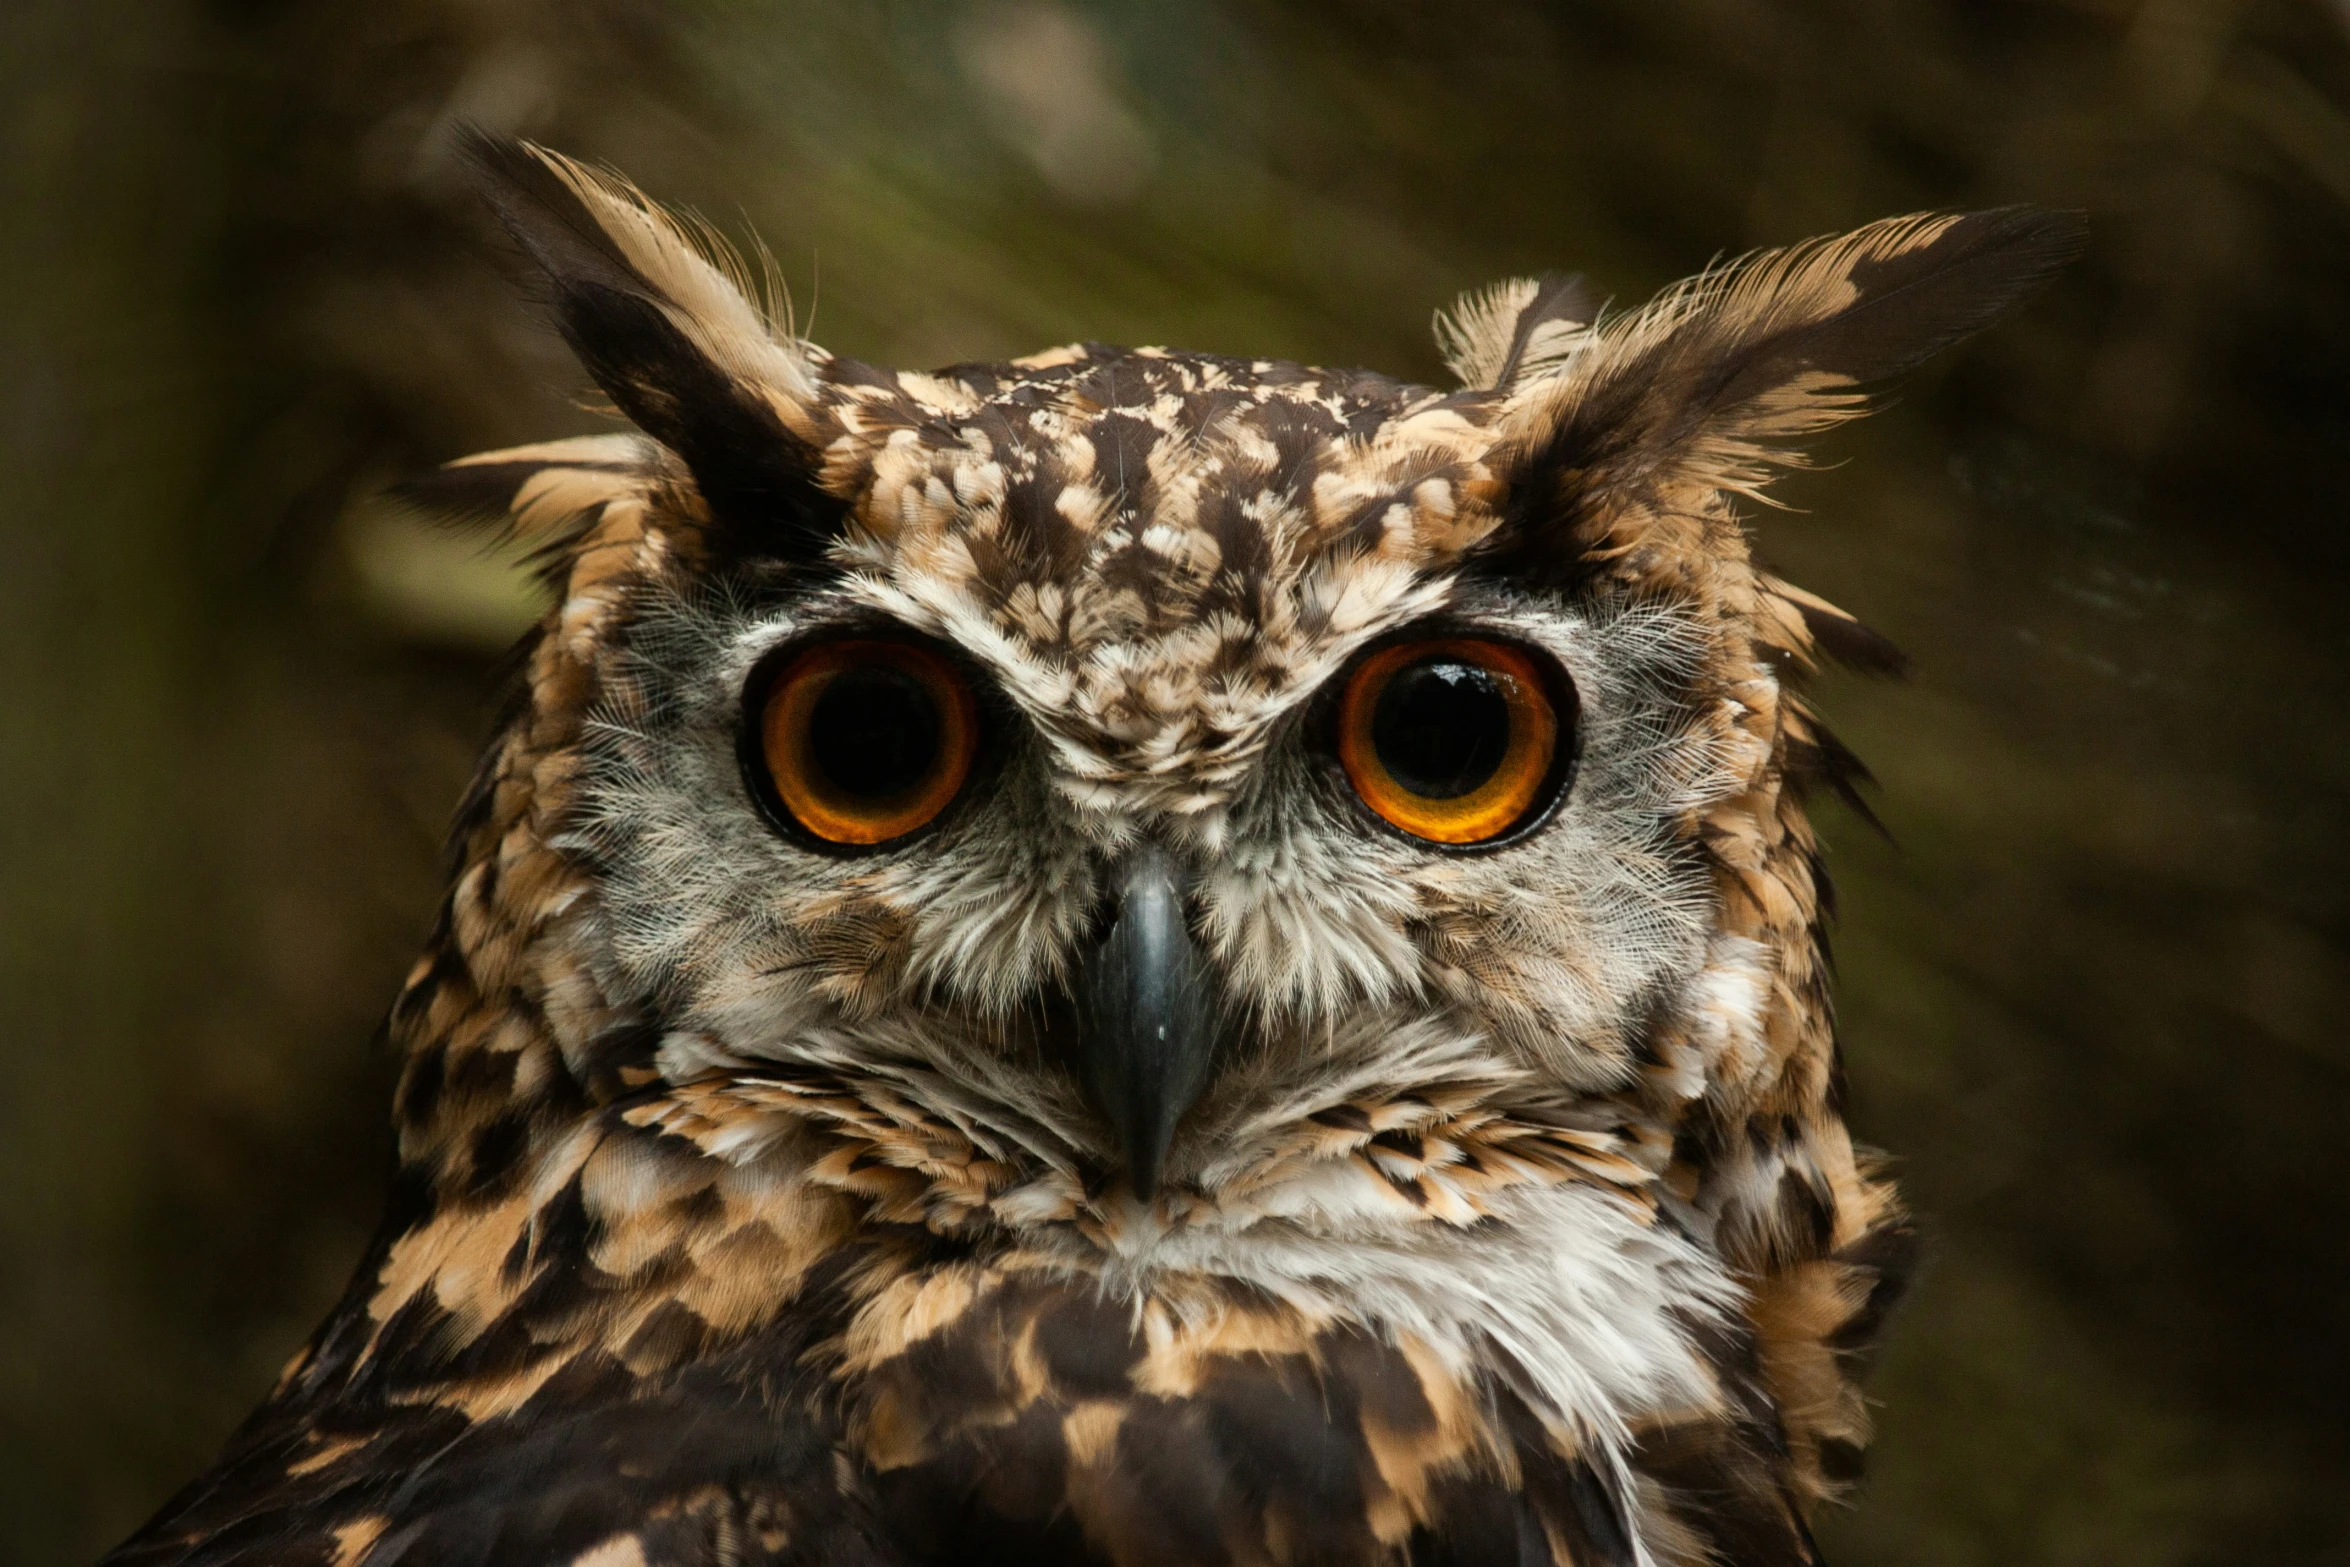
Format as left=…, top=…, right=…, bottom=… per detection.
left=743, top=637, right=980, bottom=848
left=1333, top=636, right=1577, bottom=847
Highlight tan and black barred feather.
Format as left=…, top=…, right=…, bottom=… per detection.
left=106, top=139, right=2081, bottom=1567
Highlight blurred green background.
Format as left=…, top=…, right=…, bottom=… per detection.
left=4, top=1, right=2347, bottom=1562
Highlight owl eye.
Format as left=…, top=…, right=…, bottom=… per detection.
left=1335, top=637, right=1574, bottom=846
left=749, top=639, right=979, bottom=847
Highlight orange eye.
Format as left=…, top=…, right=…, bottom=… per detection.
left=752, top=639, right=979, bottom=846
left=1335, top=638, right=1571, bottom=846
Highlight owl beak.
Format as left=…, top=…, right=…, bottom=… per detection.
left=1075, top=844, right=1217, bottom=1200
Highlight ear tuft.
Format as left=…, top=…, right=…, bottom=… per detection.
left=461, top=132, right=842, bottom=565
left=1484, top=207, right=2087, bottom=573
left=463, top=132, right=817, bottom=401
left=1690, top=207, right=2089, bottom=409
left=1435, top=272, right=1599, bottom=391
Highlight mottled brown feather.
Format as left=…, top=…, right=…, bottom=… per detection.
left=106, top=143, right=2079, bottom=1566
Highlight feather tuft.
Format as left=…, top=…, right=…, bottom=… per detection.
left=1484, top=207, right=2088, bottom=572
left=1436, top=272, right=1600, bottom=391
left=464, top=133, right=817, bottom=402
left=460, top=131, right=847, bottom=564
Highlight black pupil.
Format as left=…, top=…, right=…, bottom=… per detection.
left=807, top=664, right=941, bottom=800
left=1370, top=657, right=1512, bottom=799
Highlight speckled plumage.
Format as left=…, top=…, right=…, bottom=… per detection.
left=107, top=141, right=2082, bottom=1567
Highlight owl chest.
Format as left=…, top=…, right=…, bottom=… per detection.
left=811, top=1196, right=1732, bottom=1567
left=830, top=1279, right=1610, bottom=1567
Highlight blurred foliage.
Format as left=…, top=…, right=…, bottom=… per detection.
left=3, top=1, right=2348, bottom=1563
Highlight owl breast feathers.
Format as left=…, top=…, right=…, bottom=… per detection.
left=106, top=138, right=2081, bottom=1567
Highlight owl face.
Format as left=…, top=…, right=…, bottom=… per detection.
left=445, top=138, right=2080, bottom=1272
left=573, top=359, right=1734, bottom=1206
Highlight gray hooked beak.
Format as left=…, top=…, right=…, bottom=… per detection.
left=1075, top=844, right=1216, bottom=1199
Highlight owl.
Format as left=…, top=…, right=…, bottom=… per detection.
left=106, top=137, right=2080, bottom=1567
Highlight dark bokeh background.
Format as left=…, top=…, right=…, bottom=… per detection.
left=5, top=2, right=2347, bottom=1562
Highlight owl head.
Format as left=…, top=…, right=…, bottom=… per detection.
left=398, top=138, right=2078, bottom=1261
